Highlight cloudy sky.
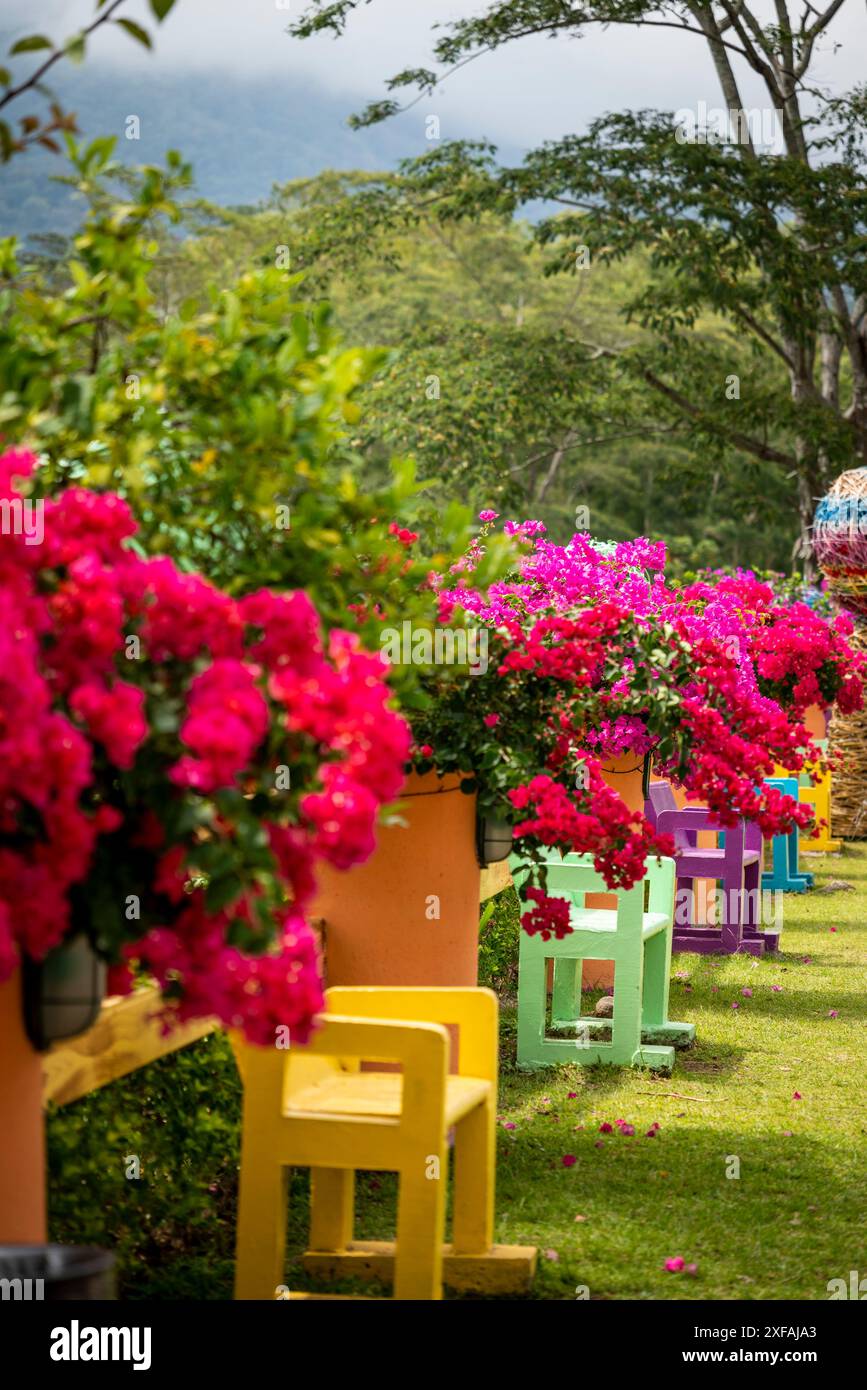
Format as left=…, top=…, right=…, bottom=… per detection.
left=4, top=0, right=866, bottom=152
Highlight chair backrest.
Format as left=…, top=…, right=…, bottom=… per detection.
left=646, top=781, right=677, bottom=824
left=645, top=781, right=697, bottom=849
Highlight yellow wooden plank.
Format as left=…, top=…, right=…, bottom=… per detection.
left=480, top=860, right=512, bottom=902
left=302, top=1240, right=538, bottom=1295
left=43, top=989, right=216, bottom=1108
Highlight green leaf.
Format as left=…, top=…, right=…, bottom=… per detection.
left=115, top=18, right=153, bottom=49
left=9, top=35, right=54, bottom=55
left=0, top=67, right=11, bottom=86
left=64, top=35, right=86, bottom=64
left=205, top=872, right=243, bottom=913
left=149, top=0, right=178, bottom=20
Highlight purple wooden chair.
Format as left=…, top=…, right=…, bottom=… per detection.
left=644, top=782, right=774, bottom=956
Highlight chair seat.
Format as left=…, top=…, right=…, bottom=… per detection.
left=288, top=1073, right=492, bottom=1126
left=676, top=848, right=760, bottom=867
left=564, top=907, right=669, bottom=940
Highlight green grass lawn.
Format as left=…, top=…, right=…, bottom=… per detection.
left=47, top=845, right=867, bottom=1300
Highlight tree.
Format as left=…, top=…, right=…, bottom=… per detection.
left=291, top=0, right=867, bottom=571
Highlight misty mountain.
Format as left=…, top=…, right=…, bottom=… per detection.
left=0, top=63, right=446, bottom=239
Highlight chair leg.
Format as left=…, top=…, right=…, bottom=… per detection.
left=517, top=943, right=547, bottom=1068
left=309, top=1168, right=354, bottom=1253
left=551, top=956, right=581, bottom=1027
left=235, top=1160, right=289, bottom=1300
left=609, top=957, right=643, bottom=1065
left=394, top=1144, right=448, bottom=1299
left=720, top=862, right=744, bottom=953
left=451, top=1096, right=495, bottom=1256
left=641, top=928, right=670, bottom=1031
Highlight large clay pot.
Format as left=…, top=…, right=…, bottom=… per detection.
left=313, top=771, right=482, bottom=988
left=803, top=703, right=830, bottom=742
left=0, top=970, right=46, bottom=1242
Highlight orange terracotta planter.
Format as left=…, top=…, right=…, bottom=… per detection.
left=312, top=772, right=482, bottom=989
left=582, top=753, right=649, bottom=990
left=0, top=969, right=46, bottom=1242
left=803, top=703, right=829, bottom=742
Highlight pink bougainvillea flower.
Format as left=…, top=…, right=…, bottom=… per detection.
left=731, top=1001, right=740, bottom=1009
left=482, top=712, right=500, bottom=727
left=543, top=1249, right=560, bottom=1262
left=562, top=1154, right=577, bottom=1168
left=599, top=1122, right=613, bottom=1134
left=503, top=1121, right=517, bottom=1131
left=793, top=1091, right=802, bottom=1100
left=830, top=926, right=838, bottom=933
left=567, top=1091, right=578, bottom=1099
left=741, top=987, right=753, bottom=997
left=828, top=1009, right=839, bottom=1018
left=771, top=985, right=783, bottom=992
left=664, top=1257, right=686, bottom=1273
left=478, top=509, right=499, bottom=523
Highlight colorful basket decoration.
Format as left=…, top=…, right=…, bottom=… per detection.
left=812, top=467, right=867, bottom=617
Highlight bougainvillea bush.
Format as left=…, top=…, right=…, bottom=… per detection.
left=0, top=448, right=409, bottom=1042
left=406, top=522, right=864, bottom=939
left=675, top=569, right=863, bottom=718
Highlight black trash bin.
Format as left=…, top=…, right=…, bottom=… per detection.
left=0, top=1245, right=115, bottom=1300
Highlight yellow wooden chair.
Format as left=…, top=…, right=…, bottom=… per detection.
left=774, top=759, right=842, bottom=853
left=231, top=986, right=536, bottom=1300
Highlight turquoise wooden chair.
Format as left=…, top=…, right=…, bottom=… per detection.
left=761, top=777, right=814, bottom=893
left=512, top=853, right=695, bottom=1072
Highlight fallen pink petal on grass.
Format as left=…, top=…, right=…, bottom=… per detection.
left=543, top=1249, right=559, bottom=1262
left=793, top=1091, right=802, bottom=1100
left=741, top=987, right=753, bottom=997
left=562, top=1154, right=577, bottom=1168
left=664, top=1257, right=686, bottom=1273
left=599, top=1122, right=613, bottom=1133
left=827, top=1009, right=839, bottom=1018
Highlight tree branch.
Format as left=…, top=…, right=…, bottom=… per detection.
left=0, top=0, right=129, bottom=112
left=639, top=365, right=796, bottom=466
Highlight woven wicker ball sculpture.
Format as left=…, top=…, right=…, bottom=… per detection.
left=812, top=467, right=867, bottom=617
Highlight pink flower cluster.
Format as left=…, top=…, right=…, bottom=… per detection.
left=0, top=449, right=410, bottom=1042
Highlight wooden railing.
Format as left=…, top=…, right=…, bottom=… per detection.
left=43, top=991, right=215, bottom=1107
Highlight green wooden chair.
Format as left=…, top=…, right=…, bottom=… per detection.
left=513, top=853, right=695, bottom=1071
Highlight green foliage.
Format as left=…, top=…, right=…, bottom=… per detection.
left=477, top=886, right=520, bottom=995
left=46, top=1031, right=240, bottom=1300
left=0, top=143, right=516, bottom=664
